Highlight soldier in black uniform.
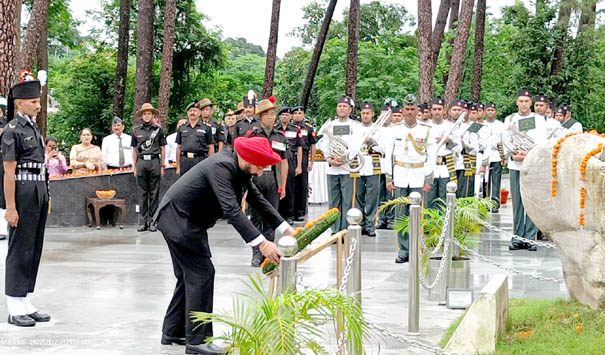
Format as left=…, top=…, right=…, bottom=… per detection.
left=2, top=79, right=51, bottom=326
left=176, top=101, right=215, bottom=176
left=132, top=103, right=166, bottom=232
left=233, top=91, right=258, bottom=138
left=275, top=106, right=303, bottom=224
left=154, top=136, right=294, bottom=354
left=199, top=98, right=225, bottom=153
left=291, top=106, right=316, bottom=221
left=247, top=99, right=289, bottom=267
left=0, top=96, right=8, bottom=241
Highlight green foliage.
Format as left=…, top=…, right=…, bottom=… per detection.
left=190, top=275, right=368, bottom=354
left=48, top=50, right=135, bottom=148
left=224, top=37, right=265, bottom=58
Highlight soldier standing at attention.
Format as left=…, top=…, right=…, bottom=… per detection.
left=276, top=106, right=302, bottom=225
left=199, top=98, right=224, bottom=153
left=503, top=89, right=548, bottom=251
left=557, top=102, right=583, bottom=133
left=484, top=103, right=505, bottom=211
left=247, top=99, right=289, bottom=267
left=375, top=102, right=395, bottom=230
left=176, top=101, right=215, bottom=176
left=2, top=78, right=51, bottom=326
left=535, top=94, right=564, bottom=139
left=132, top=103, right=167, bottom=232
left=234, top=91, right=259, bottom=138
left=291, top=106, right=316, bottom=222
left=381, top=94, right=435, bottom=263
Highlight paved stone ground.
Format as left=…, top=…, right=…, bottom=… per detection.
left=0, top=176, right=567, bottom=354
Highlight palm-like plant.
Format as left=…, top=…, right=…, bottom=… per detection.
left=190, top=275, right=368, bottom=354
left=377, top=196, right=495, bottom=271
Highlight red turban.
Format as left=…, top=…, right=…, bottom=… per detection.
left=234, top=136, right=281, bottom=166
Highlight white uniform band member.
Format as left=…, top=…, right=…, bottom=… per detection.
left=484, top=102, right=506, bottom=211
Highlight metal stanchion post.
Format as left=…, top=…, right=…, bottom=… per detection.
left=439, top=181, right=457, bottom=305
left=346, top=208, right=363, bottom=355
left=278, top=235, right=298, bottom=295
left=408, top=192, right=422, bottom=335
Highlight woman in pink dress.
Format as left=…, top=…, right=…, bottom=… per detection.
left=44, top=136, right=68, bottom=176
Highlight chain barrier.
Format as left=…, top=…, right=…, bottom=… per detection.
left=368, top=322, right=458, bottom=355
left=416, top=206, right=452, bottom=290
left=334, top=236, right=358, bottom=354
left=420, top=206, right=451, bottom=256
left=481, top=222, right=557, bottom=249
left=453, top=239, right=565, bottom=283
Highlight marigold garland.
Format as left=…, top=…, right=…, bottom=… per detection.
left=550, top=132, right=580, bottom=197
left=578, top=143, right=604, bottom=226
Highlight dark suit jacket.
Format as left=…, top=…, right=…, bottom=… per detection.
left=156, top=149, right=284, bottom=256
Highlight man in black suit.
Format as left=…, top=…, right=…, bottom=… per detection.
left=154, top=136, right=295, bottom=354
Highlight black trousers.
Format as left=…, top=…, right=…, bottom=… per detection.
left=488, top=162, right=502, bottom=206
left=426, top=177, right=449, bottom=209
left=179, top=155, right=204, bottom=176
left=294, top=151, right=310, bottom=218
left=5, top=181, right=49, bottom=297
left=278, top=155, right=297, bottom=219
left=456, top=170, right=475, bottom=198
left=158, top=205, right=214, bottom=345
left=136, top=158, right=161, bottom=225
left=249, top=173, right=279, bottom=241
left=377, top=174, right=394, bottom=225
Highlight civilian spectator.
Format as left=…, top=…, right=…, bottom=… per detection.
left=70, top=128, right=105, bottom=173
left=44, top=136, right=68, bottom=176
left=102, top=116, right=133, bottom=169
left=165, top=118, right=187, bottom=166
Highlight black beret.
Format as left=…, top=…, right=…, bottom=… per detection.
left=360, top=101, right=374, bottom=111
left=431, top=96, right=445, bottom=106
left=291, top=105, right=305, bottom=113
left=517, top=89, right=532, bottom=98
left=535, top=93, right=548, bottom=102
left=391, top=106, right=401, bottom=114
left=278, top=106, right=291, bottom=115
left=450, top=99, right=465, bottom=108
left=486, top=102, right=496, bottom=109
left=337, top=96, right=353, bottom=106
left=186, top=101, right=200, bottom=111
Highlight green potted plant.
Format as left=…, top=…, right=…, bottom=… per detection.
left=190, top=275, right=369, bottom=354
left=377, top=196, right=495, bottom=300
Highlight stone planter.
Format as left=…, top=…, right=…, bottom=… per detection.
left=427, top=257, right=471, bottom=301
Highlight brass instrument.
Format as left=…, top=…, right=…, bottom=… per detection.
left=317, top=118, right=365, bottom=173
left=503, top=120, right=535, bottom=153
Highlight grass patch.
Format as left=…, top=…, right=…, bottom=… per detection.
left=494, top=298, right=605, bottom=354
left=439, top=311, right=466, bottom=348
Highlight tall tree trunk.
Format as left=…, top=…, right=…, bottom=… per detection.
left=577, top=0, right=597, bottom=36
left=551, top=0, right=572, bottom=76
left=112, top=0, right=131, bottom=121
left=262, top=0, right=281, bottom=98
left=14, top=0, right=22, bottom=76
left=470, top=0, right=486, bottom=101
left=157, top=0, right=177, bottom=126
left=36, top=8, right=48, bottom=135
left=418, top=0, right=433, bottom=103
left=431, top=0, right=451, bottom=70
left=345, top=0, right=360, bottom=102
left=16, top=0, right=48, bottom=73
left=449, top=0, right=460, bottom=30
left=444, top=0, right=474, bottom=105
left=300, top=0, right=337, bottom=109
left=0, top=0, right=17, bottom=96
left=133, top=0, right=155, bottom=124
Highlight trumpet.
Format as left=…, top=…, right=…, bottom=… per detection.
left=317, top=118, right=365, bottom=173
left=435, top=112, right=467, bottom=153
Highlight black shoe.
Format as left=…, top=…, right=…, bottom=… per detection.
left=185, top=343, right=226, bottom=354
left=0, top=234, right=6, bottom=240
left=366, top=230, right=376, bottom=237
left=294, top=216, right=305, bottom=222
left=8, top=315, right=35, bottom=327
left=508, top=244, right=522, bottom=251
left=137, top=224, right=148, bottom=232
left=148, top=224, right=157, bottom=232
left=527, top=244, right=537, bottom=251
left=27, top=312, right=50, bottom=322
left=161, top=334, right=186, bottom=345
left=395, top=256, right=408, bottom=263
left=361, top=229, right=368, bottom=235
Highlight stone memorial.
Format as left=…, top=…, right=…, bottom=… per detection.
left=520, top=133, right=605, bottom=309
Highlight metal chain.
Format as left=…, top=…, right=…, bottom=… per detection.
left=419, top=234, right=450, bottom=290
left=453, top=239, right=565, bottom=283
left=481, top=222, right=557, bottom=249
left=420, top=206, right=452, bottom=256
left=368, top=321, right=458, bottom=355
left=334, top=236, right=358, bottom=354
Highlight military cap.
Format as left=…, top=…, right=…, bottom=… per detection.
left=234, top=102, right=244, bottom=114
left=403, top=94, right=417, bottom=105
left=535, top=93, right=548, bottom=103
left=477, top=102, right=485, bottom=109
left=384, top=98, right=399, bottom=108
left=8, top=79, right=42, bottom=121
left=555, top=107, right=567, bottom=115
left=225, top=109, right=235, bottom=116
left=337, top=96, right=354, bottom=107
left=517, top=89, right=532, bottom=98
left=291, top=105, right=305, bottom=113
left=360, top=101, right=374, bottom=111
left=243, top=90, right=258, bottom=107
left=469, top=103, right=477, bottom=111
left=451, top=99, right=465, bottom=108
left=486, top=102, right=496, bottom=109
left=431, top=96, right=445, bottom=106
left=391, top=106, right=401, bottom=114
left=112, top=116, right=123, bottom=124
left=278, top=106, right=291, bottom=115
left=186, top=101, right=200, bottom=112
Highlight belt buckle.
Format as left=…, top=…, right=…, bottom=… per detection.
left=187, top=152, right=195, bottom=158
left=143, top=155, right=151, bottom=161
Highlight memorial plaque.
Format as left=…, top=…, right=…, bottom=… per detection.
left=447, top=288, right=474, bottom=309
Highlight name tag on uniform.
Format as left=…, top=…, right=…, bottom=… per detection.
left=272, top=141, right=286, bottom=151
left=285, top=131, right=297, bottom=138
left=143, top=155, right=152, bottom=161
left=187, top=152, right=195, bottom=158
left=518, top=117, right=535, bottom=132
left=263, top=166, right=273, bottom=172
left=211, top=127, right=217, bottom=134
left=467, top=123, right=483, bottom=133
left=301, top=129, right=308, bottom=136
left=333, top=125, right=350, bottom=136
left=196, top=129, right=206, bottom=134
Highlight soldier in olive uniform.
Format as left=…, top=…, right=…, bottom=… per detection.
left=247, top=99, right=289, bottom=267
left=275, top=107, right=303, bottom=224
left=132, top=103, right=167, bottom=232
left=199, top=98, right=225, bottom=153
left=176, top=101, right=215, bottom=176
left=234, top=91, right=258, bottom=138
left=291, top=106, right=316, bottom=221
left=2, top=79, right=51, bottom=326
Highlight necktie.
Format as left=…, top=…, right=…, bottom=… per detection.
left=118, top=136, right=125, bottom=167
